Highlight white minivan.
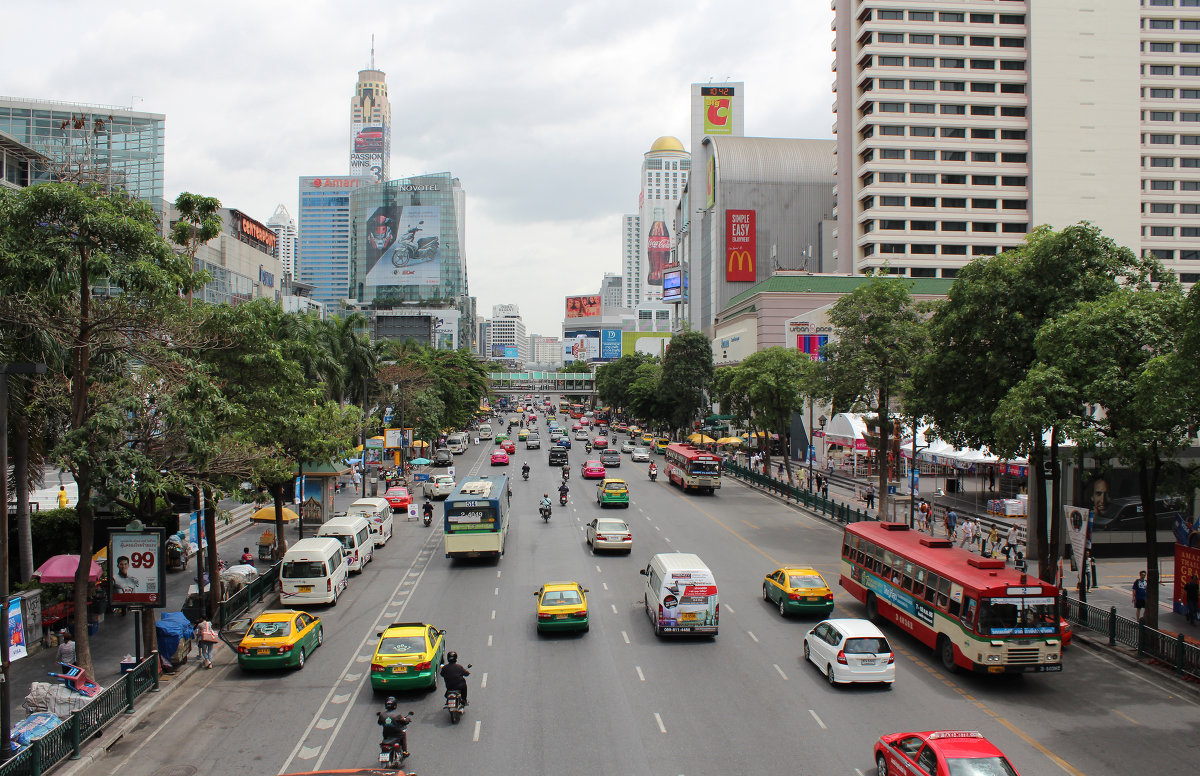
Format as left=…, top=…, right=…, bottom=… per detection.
left=318, top=514, right=374, bottom=573
left=446, top=433, right=468, bottom=454
left=280, top=537, right=347, bottom=606
left=346, top=497, right=393, bottom=548
left=478, top=424, right=493, bottom=440
left=639, top=552, right=719, bottom=637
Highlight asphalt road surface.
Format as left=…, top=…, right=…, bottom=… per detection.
left=85, top=416, right=1200, bottom=776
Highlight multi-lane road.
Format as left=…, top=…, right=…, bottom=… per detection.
left=86, top=418, right=1200, bottom=776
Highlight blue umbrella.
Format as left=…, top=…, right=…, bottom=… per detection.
left=410, top=457, right=432, bottom=465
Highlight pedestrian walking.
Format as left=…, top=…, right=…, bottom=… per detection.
left=821, top=476, right=829, bottom=499
left=1185, top=574, right=1199, bottom=626
left=945, top=509, right=958, bottom=541
left=1087, top=550, right=1098, bottom=590
left=1132, top=570, right=1148, bottom=622
left=55, top=630, right=76, bottom=670
left=958, top=518, right=974, bottom=548
left=56, top=485, right=69, bottom=509
left=986, top=525, right=1000, bottom=557
left=1003, top=524, right=1017, bottom=560
left=864, top=485, right=876, bottom=510
left=777, top=462, right=785, bottom=479
left=196, top=615, right=219, bottom=669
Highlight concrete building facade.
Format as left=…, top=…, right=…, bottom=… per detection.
left=267, top=203, right=297, bottom=279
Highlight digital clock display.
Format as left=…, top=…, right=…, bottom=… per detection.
left=701, top=86, right=735, bottom=96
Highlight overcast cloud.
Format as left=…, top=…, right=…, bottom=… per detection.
left=6, top=0, right=833, bottom=336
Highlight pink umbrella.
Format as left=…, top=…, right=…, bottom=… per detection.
left=32, top=555, right=103, bottom=584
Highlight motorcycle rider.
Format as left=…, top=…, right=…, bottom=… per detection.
left=649, top=462, right=658, bottom=480
left=440, top=651, right=471, bottom=706
left=584, top=440, right=593, bottom=454
left=558, top=481, right=569, bottom=502
left=422, top=499, right=434, bottom=524
left=521, top=461, right=530, bottom=479
left=561, top=464, right=570, bottom=481
left=377, top=696, right=411, bottom=757
left=540, top=493, right=552, bottom=517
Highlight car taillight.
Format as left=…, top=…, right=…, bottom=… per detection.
left=371, top=663, right=385, bottom=672
left=837, top=650, right=848, bottom=665
left=279, top=644, right=293, bottom=652
left=414, top=661, right=432, bottom=671
left=789, top=593, right=802, bottom=601
left=327, top=579, right=332, bottom=591
left=237, top=646, right=248, bottom=654
left=538, top=613, right=553, bottom=620
left=658, top=605, right=663, bottom=621
left=887, top=654, right=895, bottom=664
left=825, top=593, right=834, bottom=600
left=623, top=535, right=633, bottom=541
left=352, top=551, right=359, bottom=563
left=714, top=603, right=719, bottom=623
left=575, top=610, right=588, bottom=617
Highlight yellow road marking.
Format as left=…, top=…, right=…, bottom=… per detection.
left=1112, top=709, right=1139, bottom=725
left=740, top=519, right=759, bottom=530
left=995, top=717, right=1086, bottom=776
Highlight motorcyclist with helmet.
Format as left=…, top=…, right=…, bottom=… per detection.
left=422, top=499, right=434, bottom=525
left=561, top=464, right=570, bottom=481
left=558, top=481, right=569, bottom=503
left=440, top=650, right=471, bottom=705
left=521, top=461, right=530, bottom=479
left=377, top=696, right=411, bottom=756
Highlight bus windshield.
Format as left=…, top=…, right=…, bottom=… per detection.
left=977, top=596, right=1058, bottom=636
left=445, top=505, right=498, bottom=532
left=691, top=461, right=720, bottom=477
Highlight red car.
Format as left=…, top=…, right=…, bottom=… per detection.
left=384, top=486, right=412, bottom=511
left=592, top=436, right=608, bottom=449
left=501, top=440, right=516, bottom=454
left=874, top=731, right=1020, bottom=776
left=581, top=460, right=606, bottom=479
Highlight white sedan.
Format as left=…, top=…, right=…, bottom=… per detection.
left=585, top=518, right=633, bottom=554
left=803, top=618, right=895, bottom=687
left=422, top=474, right=456, bottom=499
left=620, top=441, right=636, bottom=453
left=630, top=447, right=650, bottom=462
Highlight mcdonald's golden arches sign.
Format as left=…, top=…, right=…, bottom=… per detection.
left=725, top=209, right=756, bottom=282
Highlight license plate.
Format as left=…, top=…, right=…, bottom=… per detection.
left=298, top=585, right=312, bottom=593
left=988, top=666, right=1005, bottom=674
left=257, top=649, right=270, bottom=655
left=393, top=666, right=407, bottom=674
left=555, top=614, right=567, bottom=619
left=680, top=612, right=697, bottom=622
left=860, top=658, right=875, bottom=665
left=807, top=596, right=821, bottom=602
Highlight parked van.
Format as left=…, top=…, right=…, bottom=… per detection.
left=639, top=552, right=719, bottom=637
left=346, top=497, right=393, bottom=548
left=478, top=424, right=493, bottom=440
left=446, top=433, right=468, bottom=454
left=318, top=514, right=374, bottom=573
left=280, top=537, right=347, bottom=606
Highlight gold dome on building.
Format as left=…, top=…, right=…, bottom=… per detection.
left=649, top=136, right=685, bottom=152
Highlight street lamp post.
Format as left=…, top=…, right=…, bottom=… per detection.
left=810, top=414, right=826, bottom=490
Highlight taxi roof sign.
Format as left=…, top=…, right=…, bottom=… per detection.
left=927, top=731, right=984, bottom=740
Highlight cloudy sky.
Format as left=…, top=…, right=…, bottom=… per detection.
left=6, top=0, right=833, bottom=336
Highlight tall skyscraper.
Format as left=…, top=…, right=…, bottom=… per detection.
left=350, top=46, right=391, bottom=183
left=621, top=213, right=640, bottom=307
left=831, top=2, right=1198, bottom=281
left=0, top=96, right=166, bottom=218
left=487, top=304, right=529, bottom=363
left=625, top=137, right=690, bottom=305
left=297, top=175, right=367, bottom=311
left=267, top=203, right=297, bottom=279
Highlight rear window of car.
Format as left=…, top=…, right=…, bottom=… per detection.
left=598, top=521, right=628, bottom=532
left=378, top=636, right=424, bottom=655
left=543, top=590, right=583, bottom=605
left=843, top=636, right=891, bottom=654
left=283, top=561, right=327, bottom=578
left=248, top=621, right=292, bottom=638
left=789, top=575, right=825, bottom=588
left=605, top=482, right=626, bottom=491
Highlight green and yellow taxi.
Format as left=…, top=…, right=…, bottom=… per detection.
left=628, top=425, right=642, bottom=438
left=370, top=622, right=446, bottom=691
left=653, top=438, right=671, bottom=455
left=762, top=567, right=835, bottom=618
left=640, top=432, right=654, bottom=446
left=534, top=581, right=590, bottom=633
left=596, top=478, right=630, bottom=508
left=518, top=428, right=530, bottom=441
left=236, top=610, right=323, bottom=670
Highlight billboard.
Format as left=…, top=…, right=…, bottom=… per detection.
left=702, top=86, right=735, bottom=135
left=725, top=209, right=756, bottom=282
left=565, top=295, right=601, bottom=318
left=621, top=331, right=671, bottom=357
left=662, top=265, right=682, bottom=303
left=229, top=209, right=278, bottom=253
left=600, top=329, right=622, bottom=360
left=109, top=528, right=167, bottom=607
left=491, top=344, right=518, bottom=359
left=351, top=122, right=386, bottom=181
left=363, top=205, right=442, bottom=288
left=564, top=331, right=600, bottom=362
left=787, top=307, right=833, bottom=361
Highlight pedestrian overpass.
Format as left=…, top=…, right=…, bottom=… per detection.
left=488, top=371, right=596, bottom=397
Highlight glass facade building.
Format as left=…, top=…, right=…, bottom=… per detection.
left=297, top=176, right=368, bottom=311
left=0, top=96, right=165, bottom=218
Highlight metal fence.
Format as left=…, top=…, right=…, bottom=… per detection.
left=724, top=461, right=872, bottom=524
left=1060, top=593, right=1200, bottom=680
left=0, top=656, right=160, bottom=776
left=217, top=562, right=280, bottom=627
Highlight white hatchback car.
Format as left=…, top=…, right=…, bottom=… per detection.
left=803, top=618, right=895, bottom=688
left=620, top=441, right=636, bottom=453
left=422, top=474, right=456, bottom=499
left=585, top=518, right=633, bottom=554
left=630, top=447, right=650, bottom=462
left=574, top=429, right=590, bottom=441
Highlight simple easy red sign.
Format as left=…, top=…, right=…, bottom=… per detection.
left=726, top=209, right=756, bottom=282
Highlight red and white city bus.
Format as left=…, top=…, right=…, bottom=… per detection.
left=840, top=521, right=1062, bottom=675
left=663, top=443, right=722, bottom=494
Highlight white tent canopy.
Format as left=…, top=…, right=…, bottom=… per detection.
left=824, top=412, right=871, bottom=451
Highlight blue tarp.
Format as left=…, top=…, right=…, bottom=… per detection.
left=155, top=611, right=194, bottom=662
left=11, top=712, right=61, bottom=747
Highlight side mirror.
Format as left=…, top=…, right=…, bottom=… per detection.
left=376, top=631, right=383, bottom=638
left=639, top=568, right=648, bottom=576
left=438, top=629, right=446, bottom=637
left=532, top=591, right=539, bottom=597
left=583, top=588, right=589, bottom=593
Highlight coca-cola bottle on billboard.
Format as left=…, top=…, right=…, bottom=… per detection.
left=647, top=207, right=670, bottom=285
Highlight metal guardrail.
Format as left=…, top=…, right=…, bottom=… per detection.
left=216, top=562, right=280, bottom=627
left=724, top=461, right=871, bottom=524
left=1060, top=593, right=1200, bottom=681
left=0, top=656, right=160, bottom=776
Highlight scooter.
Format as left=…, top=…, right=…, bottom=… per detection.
left=522, top=469, right=530, bottom=481
left=559, top=492, right=568, bottom=506
left=649, top=468, right=658, bottom=483
left=539, top=505, right=552, bottom=522
left=378, top=710, right=415, bottom=769
left=443, top=668, right=472, bottom=723
left=422, top=511, right=433, bottom=528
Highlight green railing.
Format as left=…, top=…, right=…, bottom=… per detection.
left=0, top=656, right=160, bottom=776
left=723, top=461, right=870, bottom=524
left=217, top=562, right=280, bottom=627
left=1060, top=593, right=1200, bottom=680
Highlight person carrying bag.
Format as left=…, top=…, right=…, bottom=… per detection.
left=196, top=617, right=219, bottom=669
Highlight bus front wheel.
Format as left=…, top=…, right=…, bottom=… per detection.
left=938, top=635, right=959, bottom=673
left=864, top=592, right=879, bottom=624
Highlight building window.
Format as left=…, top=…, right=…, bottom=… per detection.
left=880, top=220, right=906, bottom=230
left=971, top=13, right=994, bottom=23
left=1183, top=158, right=1200, bottom=167
left=942, top=221, right=968, bottom=231
left=910, top=57, right=935, bottom=67
left=1001, top=223, right=1028, bottom=233
left=911, top=126, right=937, bottom=136
left=1148, top=19, right=1175, bottom=30
left=941, top=58, right=966, bottom=68
left=880, top=148, right=906, bottom=159
left=879, top=33, right=905, bottom=44
left=911, top=268, right=937, bottom=277
left=911, top=103, right=936, bottom=113
left=880, top=125, right=905, bottom=135
left=942, top=151, right=967, bottom=161
left=942, top=245, right=967, bottom=255
left=942, top=174, right=967, bottom=184
left=941, top=127, right=967, bottom=138
left=942, top=104, right=967, bottom=115
left=972, top=198, right=998, bottom=208
left=1183, top=204, right=1200, bottom=213
left=971, top=82, right=997, bottom=93
left=970, top=59, right=996, bottom=70
left=911, top=173, right=937, bottom=183
left=972, top=105, right=998, bottom=115
left=940, top=81, right=966, bottom=91
left=942, top=197, right=967, bottom=208
left=1151, top=89, right=1176, bottom=99
left=1185, top=43, right=1200, bottom=53
left=1001, top=106, right=1027, bottom=117
left=1001, top=152, right=1028, bottom=163
left=910, top=196, right=936, bottom=206
left=878, top=9, right=903, bottom=20
left=973, top=152, right=997, bottom=162
left=880, top=102, right=906, bottom=112
left=940, top=35, right=965, bottom=45
left=910, top=149, right=937, bottom=160
left=1183, top=227, right=1200, bottom=237
left=1183, top=112, right=1200, bottom=121
left=1150, top=41, right=1175, bottom=52
left=1150, top=134, right=1176, bottom=144
left=910, top=34, right=935, bottom=45
left=973, top=222, right=998, bottom=233
left=1150, top=65, right=1176, bottom=76
left=1150, top=180, right=1176, bottom=190
left=1002, top=200, right=1028, bottom=210
left=941, top=12, right=965, bottom=22
left=909, top=10, right=934, bottom=21
left=1000, top=83, right=1026, bottom=94
left=1181, top=66, right=1200, bottom=76
left=1150, top=202, right=1176, bottom=213
left=880, top=78, right=904, bottom=89
left=911, top=221, right=937, bottom=231
left=970, top=37, right=995, bottom=47
left=1001, top=176, right=1027, bottom=186
left=1149, top=157, right=1176, bottom=167
left=880, top=172, right=907, bottom=182
left=1000, top=38, right=1026, bottom=48
left=1184, top=90, right=1200, bottom=99
left=1151, top=226, right=1176, bottom=236
left=1185, top=181, right=1200, bottom=190
left=880, top=243, right=906, bottom=254
left=880, top=195, right=905, bottom=206
left=879, top=56, right=905, bottom=66
left=910, top=79, right=935, bottom=90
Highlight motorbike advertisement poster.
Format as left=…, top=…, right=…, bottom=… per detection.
left=364, top=205, right=442, bottom=288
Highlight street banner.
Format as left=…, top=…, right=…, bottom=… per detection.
left=8, top=598, right=26, bottom=661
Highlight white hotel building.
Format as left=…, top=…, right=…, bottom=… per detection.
left=832, top=0, right=1200, bottom=282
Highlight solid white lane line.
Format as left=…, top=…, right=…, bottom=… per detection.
left=636, top=666, right=645, bottom=682
left=595, top=564, right=602, bottom=573
left=622, top=630, right=630, bottom=644
left=655, top=526, right=661, bottom=532
left=809, top=709, right=828, bottom=730
left=602, top=582, right=609, bottom=590
left=611, top=604, right=619, bottom=614
left=481, top=672, right=488, bottom=688
left=747, top=631, right=759, bottom=643
left=491, top=610, right=496, bottom=620
left=773, top=664, right=789, bottom=680
left=487, top=634, right=493, bottom=647
left=664, top=537, right=671, bottom=543
left=472, top=720, right=481, bottom=742
left=654, top=712, right=667, bottom=733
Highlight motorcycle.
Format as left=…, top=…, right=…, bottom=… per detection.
left=559, top=492, right=568, bottom=506
left=539, top=504, right=552, bottom=522
left=378, top=710, right=415, bottom=769
left=649, top=467, right=658, bottom=483
left=522, top=468, right=530, bottom=481
left=391, top=221, right=439, bottom=268
left=422, top=509, right=433, bottom=528
left=443, top=667, right=472, bottom=723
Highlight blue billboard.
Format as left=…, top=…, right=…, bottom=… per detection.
left=600, top=329, right=621, bottom=360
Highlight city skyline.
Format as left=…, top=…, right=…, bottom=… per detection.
left=0, top=1, right=832, bottom=336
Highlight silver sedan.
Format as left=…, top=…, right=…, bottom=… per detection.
left=585, top=518, right=633, bottom=554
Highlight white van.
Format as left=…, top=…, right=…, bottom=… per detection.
left=346, top=497, right=393, bottom=548
left=639, top=552, right=719, bottom=637
left=478, top=423, right=493, bottom=440
left=446, top=433, right=468, bottom=454
left=280, top=537, right=347, bottom=606
left=318, top=514, right=374, bottom=573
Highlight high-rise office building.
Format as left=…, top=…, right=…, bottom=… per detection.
left=350, top=51, right=391, bottom=182
left=297, top=175, right=368, bottom=312
left=600, top=273, right=624, bottom=311
left=487, top=304, right=529, bottom=363
left=0, top=96, right=165, bottom=218
left=831, top=2, right=1200, bottom=281
left=621, top=213, right=640, bottom=307
left=267, top=204, right=297, bottom=279
left=626, top=137, right=690, bottom=305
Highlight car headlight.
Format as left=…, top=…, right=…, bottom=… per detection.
left=986, top=654, right=1002, bottom=663
left=1047, top=653, right=1059, bottom=661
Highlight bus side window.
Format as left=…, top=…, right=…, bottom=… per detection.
left=901, top=561, right=914, bottom=592
left=912, top=567, right=926, bottom=598
left=936, top=577, right=951, bottom=610
left=961, top=597, right=977, bottom=629
left=923, top=572, right=940, bottom=604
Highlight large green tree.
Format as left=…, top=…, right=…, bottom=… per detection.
left=660, top=330, right=714, bottom=436
left=911, top=223, right=1139, bottom=580
left=596, top=352, right=656, bottom=412
left=822, top=274, right=926, bottom=518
